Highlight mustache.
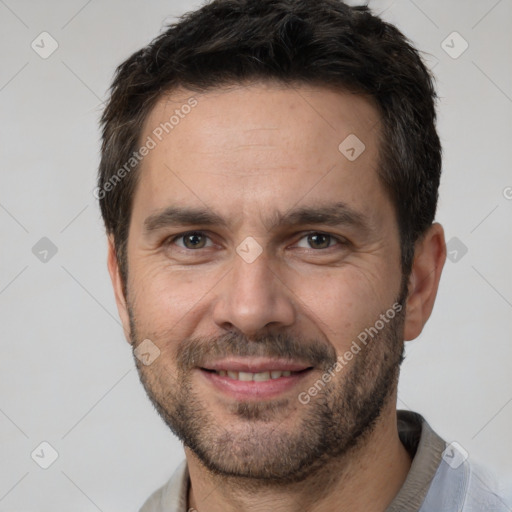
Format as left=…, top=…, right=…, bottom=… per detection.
left=176, top=331, right=338, bottom=372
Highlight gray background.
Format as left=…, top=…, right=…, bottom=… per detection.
left=1, top=0, right=511, bottom=510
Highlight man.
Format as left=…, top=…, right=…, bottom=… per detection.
left=97, top=1, right=508, bottom=510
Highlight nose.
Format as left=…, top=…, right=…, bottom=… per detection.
left=212, top=249, right=296, bottom=337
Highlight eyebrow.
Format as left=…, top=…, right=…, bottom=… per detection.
left=269, top=202, right=370, bottom=233
left=143, top=207, right=227, bottom=233
left=143, top=202, right=371, bottom=235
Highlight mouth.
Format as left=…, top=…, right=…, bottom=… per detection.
left=198, top=358, right=314, bottom=400
left=203, top=368, right=309, bottom=381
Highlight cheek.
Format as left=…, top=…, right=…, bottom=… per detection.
left=127, top=260, right=222, bottom=334
left=288, top=268, right=388, bottom=346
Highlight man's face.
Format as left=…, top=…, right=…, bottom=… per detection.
left=117, top=82, right=407, bottom=482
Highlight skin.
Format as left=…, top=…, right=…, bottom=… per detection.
left=108, top=81, right=446, bottom=511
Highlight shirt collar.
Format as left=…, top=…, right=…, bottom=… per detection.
left=142, top=410, right=445, bottom=512
left=385, top=410, right=446, bottom=512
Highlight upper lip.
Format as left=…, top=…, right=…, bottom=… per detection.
left=200, top=358, right=312, bottom=373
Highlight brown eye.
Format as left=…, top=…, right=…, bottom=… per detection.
left=176, top=231, right=210, bottom=249
left=306, top=233, right=332, bottom=249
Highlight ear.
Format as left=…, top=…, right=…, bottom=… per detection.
left=107, top=235, right=133, bottom=344
left=403, top=223, right=446, bottom=341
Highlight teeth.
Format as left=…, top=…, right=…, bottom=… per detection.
left=253, top=371, right=270, bottom=381
left=215, top=370, right=294, bottom=381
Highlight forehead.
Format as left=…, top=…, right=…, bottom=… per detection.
left=133, top=82, right=389, bottom=228
left=142, top=81, right=380, bottom=160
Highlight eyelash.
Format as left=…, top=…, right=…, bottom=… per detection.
left=165, top=231, right=348, bottom=251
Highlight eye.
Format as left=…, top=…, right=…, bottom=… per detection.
left=171, top=231, right=213, bottom=250
left=295, top=232, right=343, bottom=250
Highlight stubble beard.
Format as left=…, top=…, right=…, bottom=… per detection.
left=129, top=296, right=406, bottom=484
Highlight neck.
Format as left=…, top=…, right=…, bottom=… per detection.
left=186, top=400, right=411, bottom=512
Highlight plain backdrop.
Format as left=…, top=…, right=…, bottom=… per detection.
left=1, top=0, right=511, bottom=510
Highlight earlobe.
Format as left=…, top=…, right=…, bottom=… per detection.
left=403, top=223, right=446, bottom=341
left=107, top=236, right=133, bottom=344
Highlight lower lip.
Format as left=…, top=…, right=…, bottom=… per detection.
left=198, top=368, right=313, bottom=400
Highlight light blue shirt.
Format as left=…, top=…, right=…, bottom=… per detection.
left=140, top=411, right=511, bottom=511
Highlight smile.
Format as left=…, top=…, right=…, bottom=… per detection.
left=199, top=362, right=313, bottom=400
left=209, top=369, right=296, bottom=381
